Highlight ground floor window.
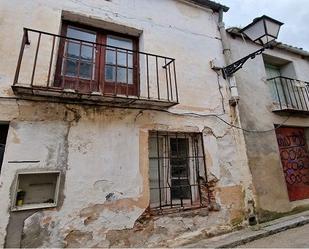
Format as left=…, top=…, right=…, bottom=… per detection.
left=275, top=126, right=309, bottom=201
left=0, top=124, right=9, bottom=174
left=148, top=131, right=207, bottom=210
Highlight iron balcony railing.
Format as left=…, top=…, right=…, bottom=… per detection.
left=13, top=28, right=178, bottom=107
left=267, top=76, right=309, bottom=113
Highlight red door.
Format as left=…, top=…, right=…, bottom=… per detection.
left=275, top=127, right=309, bottom=201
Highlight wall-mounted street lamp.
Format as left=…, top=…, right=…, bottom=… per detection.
left=222, top=15, right=283, bottom=79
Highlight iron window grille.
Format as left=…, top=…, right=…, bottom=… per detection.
left=149, top=131, right=208, bottom=211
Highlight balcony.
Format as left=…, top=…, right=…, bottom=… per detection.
left=267, top=76, right=309, bottom=114
left=13, top=28, right=179, bottom=109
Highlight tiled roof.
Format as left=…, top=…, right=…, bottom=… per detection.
left=227, top=27, right=309, bottom=58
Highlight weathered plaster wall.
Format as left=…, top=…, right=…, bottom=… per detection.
left=229, top=34, right=309, bottom=220
left=0, top=101, right=253, bottom=247
left=0, top=0, right=254, bottom=247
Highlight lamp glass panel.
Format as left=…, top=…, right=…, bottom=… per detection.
left=265, top=19, right=281, bottom=38
left=242, top=19, right=265, bottom=42
left=261, top=35, right=275, bottom=45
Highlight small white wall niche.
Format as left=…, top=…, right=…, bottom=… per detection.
left=11, top=171, right=61, bottom=211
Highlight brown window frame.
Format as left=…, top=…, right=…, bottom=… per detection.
left=54, top=21, right=139, bottom=96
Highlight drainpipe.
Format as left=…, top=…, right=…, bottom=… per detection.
left=218, top=8, right=239, bottom=106
left=217, top=8, right=258, bottom=226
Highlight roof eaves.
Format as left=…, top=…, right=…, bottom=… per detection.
left=188, top=0, right=229, bottom=12
left=226, top=27, right=309, bottom=58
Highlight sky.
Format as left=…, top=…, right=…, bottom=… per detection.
left=218, top=0, right=309, bottom=51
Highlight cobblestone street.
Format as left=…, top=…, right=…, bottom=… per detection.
left=240, top=223, right=309, bottom=248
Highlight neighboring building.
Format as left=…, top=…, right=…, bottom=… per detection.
left=227, top=27, right=309, bottom=222
left=0, top=0, right=254, bottom=247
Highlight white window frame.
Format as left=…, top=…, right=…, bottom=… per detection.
left=11, top=171, right=61, bottom=212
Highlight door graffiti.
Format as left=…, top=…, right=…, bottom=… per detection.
left=275, top=127, right=309, bottom=201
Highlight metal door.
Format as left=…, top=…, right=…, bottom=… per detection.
left=275, top=127, right=309, bottom=201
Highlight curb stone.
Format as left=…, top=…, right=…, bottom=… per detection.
left=185, top=213, right=309, bottom=248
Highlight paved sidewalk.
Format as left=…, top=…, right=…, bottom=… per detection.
left=184, top=210, right=309, bottom=248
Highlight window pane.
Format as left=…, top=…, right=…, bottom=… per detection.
left=170, top=138, right=189, bottom=157
left=81, top=45, right=93, bottom=61
left=106, top=49, right=116, bottom=64
left=117, top=67, right=126, bottom=83
left=105, top=65, right=115, bottom=81
left=171, top=164, right=188, bottom=177
left=64, top=59, right=78, bottom=77
left=67, top=27, right=96, bottom=43
left=128, top=53, right=133, bottom=68
left=107, top=35, right=133, bottom=50
left=67, top=42, right=80, bottom=59
left=128, top=69, right=133, bottom=84
left=171, top=179, right=191, bottom=200
left=79, top=62, right=93, bottom=79
left=106, top=50, right=133, bottom=68
left=117, top=51, right=127, bottom=67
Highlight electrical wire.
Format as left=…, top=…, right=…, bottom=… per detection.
left=0, top=96, right=292, bottom=134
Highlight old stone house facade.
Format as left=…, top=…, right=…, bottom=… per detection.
left=227, top=28, right=309, bottom=222
left=0, top=0, right=255, bottom=247
left=1, top=0, right=309, bottom=248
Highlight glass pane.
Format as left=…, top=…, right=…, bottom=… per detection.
left=105, top=50, right=133, bottom=68
left=64, top=59, right=77, bottom=77
left=171, top=179, right=191, bottom=200
left=128, top=69, right=133, bottom=84
left=170, top=138, right=189, bottom=157
left=67, top=27, right=96, bottom=43
left=79, top=62, right=92, bottom=79
left=81, top=45, right=93, bottom=61
left=117, top=51, right=127, bottom=67
left=105, top=65, right=115, bottom=81
left=106, top=49, right=116, bottom=64
left=67, top=42, right=80, bottom=59
left=117, top=67, right=126, bottom=83
left=128, top=53, right=133, bottom=68
left=107, top=35, right=133, bottom=50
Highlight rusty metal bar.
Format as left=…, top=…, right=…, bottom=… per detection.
left=114, top=48, right=118, bottom=96
left=97, top=44, right=102, bottom=93
left=300, top=86, right=308, bottom=111
left=156, top=131, right=162, bottom=210
left=162, top=58, right=174, bottom=69
left=156, top=56, right=160, bottom=100
left=30, top=32, right=41, bottom=86
left=126, top=51, right=129, bottom=97
left=295, top=79, right=305, bottom=110
left=279, top=77, right=289, bottom=108
left=274, top=78, right=282, bottom=110
left=47, top=35, right=56, bottom=87
left=16, top=28, right=179, bottom=104
left=164, top=58, right=170, bottom=101
left=24, top=27, right=175, bottom=61
left=168, top=64, right=173, bottom=101
left=289, top=79, right=299, bottom=109
left=76, top=41, right=82, bottom=91
left=284, top=78, right=293, bottom=108
left=304, top=85, right=309, bottom=110
left=146, top=54, right=150, bottom=99
left=14, top=29, right=28, bottom=85
left=173, top=60, right=179, bottom=103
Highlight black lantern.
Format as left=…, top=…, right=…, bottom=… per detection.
left=222, top=15, right=284, bottom=78
left=241, top=15, right=283, bottom=46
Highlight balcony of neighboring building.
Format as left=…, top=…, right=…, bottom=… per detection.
left=12, top=26, right=179, bottom=109
left=267, top=76, right=309, bottom=114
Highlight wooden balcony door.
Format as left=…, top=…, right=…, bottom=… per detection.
left=55, top=22, right=138, bottom=96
